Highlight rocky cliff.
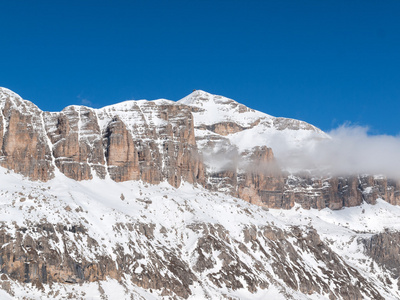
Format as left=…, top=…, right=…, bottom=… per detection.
left=0, top=90, right=54, bottom=181
left=0, top=88, right=204, bottom=188
left=0, top=87, right=399, bottom=211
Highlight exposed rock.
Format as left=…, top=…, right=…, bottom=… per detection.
left=237, top=146, right=288, bottom=208
left=0, top=89, right=204, bottom=188
left=273, top=117, right=321, bottom=131
left=187, top=223, right=384, bottom=300
left=0, top=224, right=119, bottom=286
left=103, top=116, right=140, bottom=181
left=45, top=106, right=106, bottom=181
left=97, top=101, right=205, bottom=187
left=362, top=231, right=400, bottom=284
left=0, top=221, right=198, bottom=299
left=281, top=174, right=400, bottom=211
left=204, top=122, right=245, bottom=136
left=0, top=89, right=54, bottom=181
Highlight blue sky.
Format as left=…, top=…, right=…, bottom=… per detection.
left=1, top=0, right=399, bottom=135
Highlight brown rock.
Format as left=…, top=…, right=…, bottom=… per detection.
left=205, top=122, right=244, bottom=136
left=0, top=89, right=205, bottom=187
left=0, top=93, right=54, bottom=181
left=363, top=231, right=400, bottom=279
left=45, top=106, right=106, bottom=180
left=104, top=116, right=140, bottom=182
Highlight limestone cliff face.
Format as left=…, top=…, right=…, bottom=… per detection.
left=0, top=224, right=119, bottom=287
left=103, top=116, right=140, bottom=182
left=0, top=88, right=204, bottom=188
left=200, top=141, right=290, bottom=209
left=0, top=89, right=54, bottom=181
left=45, top=106, right=105, bottom=181
left=363, top=231, right=400, bottom=288
left=361, top=176, right=400, bottom=206
left=97, top=101, right=204, bottom=187
left=237, top=146, right=289, bottom=209
left=283, top=174, right=400, bottom=210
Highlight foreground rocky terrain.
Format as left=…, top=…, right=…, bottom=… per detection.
left=0, top=169, right=399, bottom=299
left=0, top=87, right=399, bottom=299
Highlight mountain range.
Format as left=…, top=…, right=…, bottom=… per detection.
left=0, top=87, right=399, bottom=299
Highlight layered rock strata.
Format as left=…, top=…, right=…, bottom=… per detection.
left=0, top=90, right=54, bottom=181
left=283, top=174, right=400, bottom=210
left=0, top=88, right=204, bottom=188
left=0, top=87, right=399, bottom=210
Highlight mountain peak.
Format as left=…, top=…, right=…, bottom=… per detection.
left=179, top=90, right=251, bottom=108
left=178, top=89, right=215, bottom=105
left=178, top=89, right=270, bottom=129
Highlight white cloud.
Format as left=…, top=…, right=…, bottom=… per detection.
left=77, top=94, right=94, bottom=107
left=80, top=98, right=93, bottom=106
left=276, top=124, right=400, bottom=179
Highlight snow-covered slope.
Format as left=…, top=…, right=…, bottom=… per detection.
left=0, top=166, right=399, bottom=299
left=178, top=90, right=329, bottom=156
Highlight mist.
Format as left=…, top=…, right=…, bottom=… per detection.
left=276, top=125, right=400, bottom=179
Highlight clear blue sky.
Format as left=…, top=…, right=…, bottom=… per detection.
left=1, top=1, right=399, bottom=135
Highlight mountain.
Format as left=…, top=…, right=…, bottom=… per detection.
left=0, top=87, right=399, bottom=299
left=178, top=89, right=328, bottom=155
left=2, top=87, right=397, bottom=210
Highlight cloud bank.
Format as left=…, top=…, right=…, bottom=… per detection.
left=276, top=125, right=400, bottom=179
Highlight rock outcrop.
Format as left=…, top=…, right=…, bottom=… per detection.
left=96, top=101, right=204, bottom=187
left=0, top=223, right=119, bottom=287
left=283, top=174, right=400, bottom=210
left=0, top=88, right=204, bottom=188
left=45, top=106, right=105, bottom=181
left=0, top=89, right=54, bottom=181
left=362, top=231, right=400, bottom=289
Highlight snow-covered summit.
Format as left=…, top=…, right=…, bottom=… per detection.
left=177, top=90, right=329, bottom=161
left=178, top=90, right=270, bottom=127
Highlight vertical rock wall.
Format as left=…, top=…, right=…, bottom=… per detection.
left=0, top=91, right=54, bottom=181
left=0, top=89, right=205, bottom=188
